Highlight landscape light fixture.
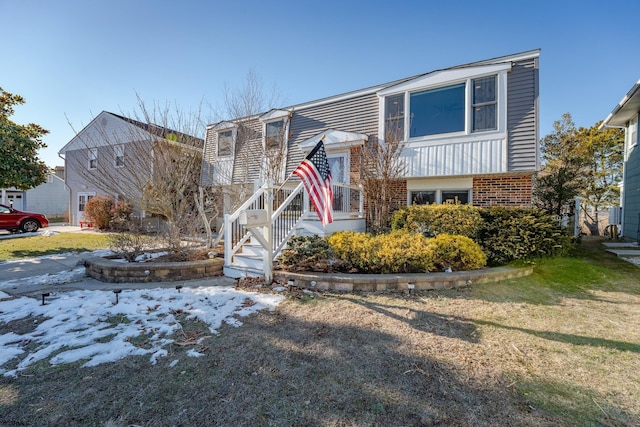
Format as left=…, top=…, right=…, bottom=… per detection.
left=41, top=292, right=50, bottom=306
left=113, top=289, right=122, bottom=304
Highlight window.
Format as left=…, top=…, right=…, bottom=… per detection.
left=410, top=189, right=470, bottom=205
left=265, top=120, right=285, bottom=149
left=472, top=76, right=497, bottom=131
left=385, top=94, right=405, bottom=141
left=88, top=148, right=97, bottom=169
left=442, top=190, right=470, bottom=204
left=411, top=191, right=436, bottom=205
left=78, top=194, right=94, bottom=212
left=410, top=83, right=465, bottom=137
left=115, top=144, right=124, bottom=167
left=218, top=130, right=233, bottom=156
left=384, top=73, right=500, bottom=140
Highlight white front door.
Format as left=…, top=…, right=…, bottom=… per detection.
left=77, top=192, right=95, bottom=225
left=327, top=153, right=349, bottom=212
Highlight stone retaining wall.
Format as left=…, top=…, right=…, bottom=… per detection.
left=274, top=266, right=534, bottom=292
left=84, top=256, right=224, bottom=283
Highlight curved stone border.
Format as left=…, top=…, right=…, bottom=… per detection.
left=274, top=266, right=534, bottom=292
left=84, top=256, right=224, bottom=283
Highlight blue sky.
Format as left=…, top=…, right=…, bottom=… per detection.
left=2, top=0, right=639, bottom=167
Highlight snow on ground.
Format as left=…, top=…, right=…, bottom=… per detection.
left=0, top=286, right=284, bottom=377
left=0, top=250, right=113, bottom=291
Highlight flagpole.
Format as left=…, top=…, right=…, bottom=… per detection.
left=276, top=134, right=326, bottom=192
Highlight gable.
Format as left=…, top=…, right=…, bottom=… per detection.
left=58, top=111, right=159, bottom=154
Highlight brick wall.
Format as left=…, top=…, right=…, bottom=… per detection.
left=472, top=175, right=533, bottom=207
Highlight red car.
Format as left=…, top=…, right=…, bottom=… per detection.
left=0, top=204, right=49, bottom=233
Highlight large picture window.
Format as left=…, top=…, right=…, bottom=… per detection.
left=410, top=83, right=465, bottom=137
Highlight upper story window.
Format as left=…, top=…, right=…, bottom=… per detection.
left=410, top=83, right=465, bottom=137
left=265, top=120, right=285, bottom=149
left=88, top=148, right=97, bottom=170
left=472, top=76, right=497, bottom=132
left=382, top=73, right=500, bottom=141
left=218, top=130, right=234, bottom=157
left=384, top=94, right=405, bottom=141
left=115, top=144, right=124, bottom=167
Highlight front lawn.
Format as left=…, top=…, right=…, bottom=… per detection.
left=0, top=238, right=638, bottom=426
left=0, top=233, right=111, bottom=262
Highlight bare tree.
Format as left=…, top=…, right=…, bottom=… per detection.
left=360, top=102, right=407, bottom=232
left=68, top=98, right=207, bottom=256
left=202, top=70, right=287, bottom=216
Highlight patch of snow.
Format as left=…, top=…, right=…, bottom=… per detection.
left=0, top=286, right=284, bottom=377
left=186, top=349, right=205, bottom=358
left=621, top=257, right=640, bottom=266
left=0, top=291, right=10, bottom=299
left=272, top=286, right=287, bottom=292
left=169, top=359, right=179, bottom=368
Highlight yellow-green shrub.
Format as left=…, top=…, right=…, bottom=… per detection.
left=327, top=231, right=376, bottom=272
left=372, top=231, right=434, bottom=273
left=427, top=234, right=486, bottom=271
left=391, top=204, right=483, bottom=239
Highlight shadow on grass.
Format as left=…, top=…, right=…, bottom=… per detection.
left=475, top=319, right=640, bottom=353
left=0, top=307, right=574, bottom=427
left=6, top=247, right=102, bottom=260
left=341, top=294, right=481, bottom=343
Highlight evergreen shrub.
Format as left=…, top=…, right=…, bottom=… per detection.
left=478, top=207, right=572, bottom=266
left=391, top=204, right=482, bottom=239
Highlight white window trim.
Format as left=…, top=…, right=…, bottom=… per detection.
left=378, top=69, right=508, bottom=145
left=262, top=118, right=289, bottom=151
left=115, top=144, right=125, bottom=168
left=88, top=148, right=97, bottom=170
left=408, top=189, right=472, bottom=205
left=326, top=151, right=350, bottom=185
left=406, top=177, right=473, bottom=205
left=215, top=126, right=237, bottom=158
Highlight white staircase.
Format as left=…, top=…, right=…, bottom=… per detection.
left=222, top=181, right=365, bottom=280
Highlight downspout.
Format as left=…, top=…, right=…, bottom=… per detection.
left=58, top=152, right=72, bottom=225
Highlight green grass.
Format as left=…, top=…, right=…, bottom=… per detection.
left=0, top=233, right=111, bottom=261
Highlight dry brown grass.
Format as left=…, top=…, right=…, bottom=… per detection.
left=0, top=238, right=638, bottom=426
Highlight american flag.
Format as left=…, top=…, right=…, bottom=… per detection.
left=293, top=140, right=333, bottom=226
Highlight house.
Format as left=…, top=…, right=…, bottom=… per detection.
left=0, top=168, right=69, bottom=221
left=58, top=111, right=203, bottom=226
left=200, top=49, right=541, bottom=277
left=601, top=79, right=640, bottom=240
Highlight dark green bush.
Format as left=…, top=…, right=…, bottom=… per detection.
left=478, top=207, right=572, bottom=266
left=391, top=204, right=483, bottom=239
left=277, top=235, right=343, bottom=272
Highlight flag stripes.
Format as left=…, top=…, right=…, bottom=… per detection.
left=293, top=141, right=333, bottom=226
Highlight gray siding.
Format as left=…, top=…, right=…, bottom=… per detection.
left=623, top=145, right=640, bottom=239
left=25, top=174, right=69, bottom=217
left=286, top=93, right=379, bottom=174
left=200, top=129, right=218, bottom=186
left=507, top=57, right=539, bottom=171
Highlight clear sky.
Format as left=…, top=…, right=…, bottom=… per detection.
left=2, top=0, right=639, bottom=167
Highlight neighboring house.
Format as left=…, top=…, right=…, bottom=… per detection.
left=601, top=79, right=640, bottom=240
left=200, top=49, right=541, bottom=277
left=58, top=111, right=203, bottom=226
left=0, top=168, right=69, bottom=220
